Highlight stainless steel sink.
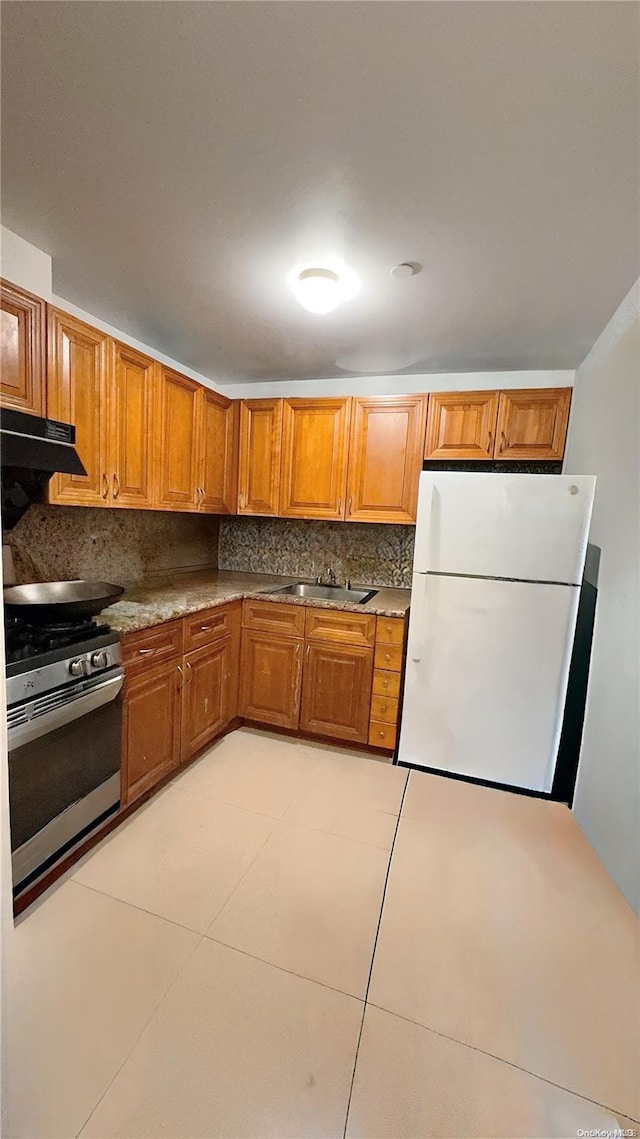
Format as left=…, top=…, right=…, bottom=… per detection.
left=264, top=582, right=378, bottom=604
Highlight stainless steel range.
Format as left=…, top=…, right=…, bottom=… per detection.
left=6, top=617, right=124, bottom=896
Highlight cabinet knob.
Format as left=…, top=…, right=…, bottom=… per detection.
left=379, top=730, right=385, bottom=739
left=383, top=679, right=389, bottom=688
left=384, top=653, right=391, bottom=662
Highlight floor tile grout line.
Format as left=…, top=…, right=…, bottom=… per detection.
left=168, top=780, right=403, bottom=850
left=68, top=879, right=205, bottom=936
left=74, top=928, right=207, bottom=1137
left=341, top=768, right=411, bottom=1139
left=365, top=999, right=640, bottom=1125
left=203, top=932, right=368, bottom=1003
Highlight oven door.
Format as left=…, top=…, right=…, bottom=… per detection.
left=8, top=669, right=124, bottom=891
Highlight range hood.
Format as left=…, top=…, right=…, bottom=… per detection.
left=1, top=408, right=86, bottom=530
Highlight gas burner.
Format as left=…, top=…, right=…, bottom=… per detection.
left=4, top=616, right=113, bottom=667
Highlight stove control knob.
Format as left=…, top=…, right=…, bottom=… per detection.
left=69, top=659, right=88, bottom=677
left=91, top=651, right=109, bottom=669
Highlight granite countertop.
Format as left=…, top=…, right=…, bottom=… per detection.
left=98, top=569, right=411, bottom=635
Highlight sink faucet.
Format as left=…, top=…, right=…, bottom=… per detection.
left=327, top=567, right=336, bottom=586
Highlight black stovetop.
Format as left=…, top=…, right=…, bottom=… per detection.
left=4, top=616, right=115, bottom=670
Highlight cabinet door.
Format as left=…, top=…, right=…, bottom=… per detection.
left=300, top=642, right=373, bottom=744
left=47, top=309, right=110, bottom=505
left=346, top=396, right=427, bottom=523
left=495, top=388, right=572, bottom=460
left=155, top=367, right=199, bottom=510
left=424, top=391, right=498, bottom=460
left=0, top=279, right=45, bottom=416
left=110, top=342, right=156, bottom=508
left=238, top=398, right=282, bottom=515
left=123, top=659, right=181, bottom=806
left=238, top=630, right=302, bottom=729
left=198, top=388, right=238, bottom=513
left=280, top=398, right=350, bottom=519
left=181, top=639, right=232, bottom=761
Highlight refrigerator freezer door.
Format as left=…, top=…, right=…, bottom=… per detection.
left=399, top=574, right=580, bottom=791
left=413, top=473, right=595, bottom=585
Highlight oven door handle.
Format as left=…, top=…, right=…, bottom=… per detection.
left=7, top=671, right=124, bottom=752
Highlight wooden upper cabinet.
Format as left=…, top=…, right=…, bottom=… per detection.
left=109, top=342, right=156, bottom=509
left=47, top=309, right=110, bottom=506
left=280, top=397, right=351, bottom=519
left=495, top=388, right=571, bottom=460
left=198, top=388, right=238, bottom=514
left=238, top=398, right=283, bottom=515
left=425, top=391, right=499, bottom=460
left=0, top=280, right=46, bottom=416
left=346, top=396, right=427, bottom=523
left=299, top=641, right=374, bottom=744
left=156, top=367, right=200, bottom=510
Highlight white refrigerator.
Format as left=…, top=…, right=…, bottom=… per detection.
left=398, top=472, right=596, bottom=792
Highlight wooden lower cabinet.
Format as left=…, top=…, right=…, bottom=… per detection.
left=181, top=639, right=234, bottom=761
left=122, top=603, right=240, bottom=804
left=123, top=659, right=182, bottom=806
left=239, top=630, right=303, bottom=729
left=299, top=642, right=373, bottom=744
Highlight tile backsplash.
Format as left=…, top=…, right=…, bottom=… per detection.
left=6, top=506, right=220, bottom=585
left=218, top=516, right=415, bottom=588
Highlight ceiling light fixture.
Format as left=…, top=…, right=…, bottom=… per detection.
left=288, top=261, right=360, bottom=315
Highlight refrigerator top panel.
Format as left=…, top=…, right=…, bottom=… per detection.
left=413, top=472, right=595, bottom=585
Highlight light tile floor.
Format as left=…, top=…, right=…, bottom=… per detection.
left=3, top=728, right=638, bottom=1138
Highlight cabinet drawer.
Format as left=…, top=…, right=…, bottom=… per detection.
left=374, top=643, right=403, bottom=672
left=242, top=597, right=306, bottom=638
left=370, top=695, right=399, bottom=724
left=122, top=619, right=183, bottom=675
left=369, top=720, right=397, bottom=749
left=376, top=616, right=405, bottom=646
left=372, top=669, right=401, bottom=699
left=305, top=607, right=376, bottom=647
left=184, top=602, right=239, bottom=652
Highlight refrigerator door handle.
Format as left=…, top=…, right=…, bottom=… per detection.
left=413, top=481, right=435, bottom=575
left=408, top=574, right=427, bottom=662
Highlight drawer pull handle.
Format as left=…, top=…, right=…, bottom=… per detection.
left=186, top=661, right=193, bottom=682
left=138, top=648, right=153, bottom=655
left=177, top=664, right=183, bottom=690
left=200, top=625, right=212, bottom=632
left=102, top=473, right=109, bottom=500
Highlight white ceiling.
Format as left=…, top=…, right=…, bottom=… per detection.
left=2, top=1, right=639, bottom=384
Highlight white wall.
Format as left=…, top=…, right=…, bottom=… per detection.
left=219, top=369, right=574, bottom=400
left=0, top=225, right=224, bottom=394
left=563, top=279, right=640, bottom=914
left=0, top=227, right=52, bottom=299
